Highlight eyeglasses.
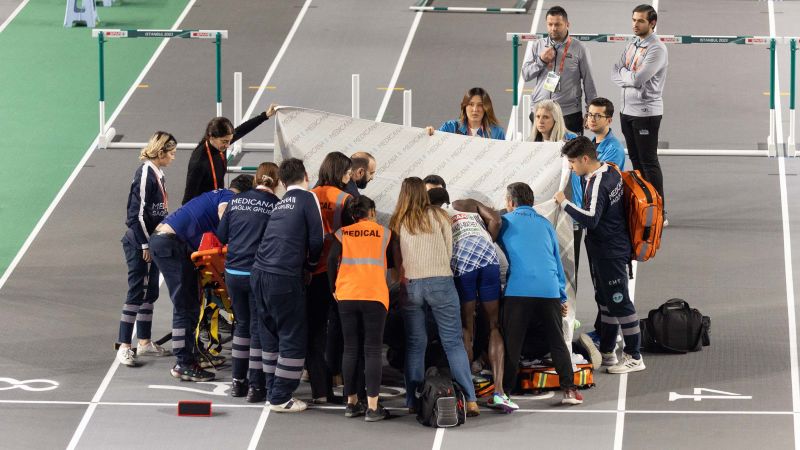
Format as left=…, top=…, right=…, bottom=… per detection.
left=586, top=113, right=609, bottom=120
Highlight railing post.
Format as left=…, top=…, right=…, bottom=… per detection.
left=522, top=94, right=532, bottom=141
left=403, top=90, right=412, bottom=127
left=352, top=74, right=360, bottom=119
left=789, top=38, right=797, bottom=157
left=98, top=31, right=107, bottom=148
left=769, top=38, right=777, bottom=157
left=512, top=34, right=520, bottom=140
left=233, top=72, right=243, bottom=157
left=216, top=32, right=222, bottom=117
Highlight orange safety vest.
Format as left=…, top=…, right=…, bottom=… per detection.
left=334, top=220, right=391, bottom=309
left=311, top=185, right=351, bottom=275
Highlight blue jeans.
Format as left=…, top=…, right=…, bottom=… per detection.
left=403, top=276, right=477, bottom=405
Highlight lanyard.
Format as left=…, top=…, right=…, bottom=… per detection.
left=550, top=37, right=572, bottom=74
left=625, top=42, right=648, bottom=72
left=205, top=140, right=220, bottom=190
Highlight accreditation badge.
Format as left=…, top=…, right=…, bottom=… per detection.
left=543, top=71, right=561, bottom=93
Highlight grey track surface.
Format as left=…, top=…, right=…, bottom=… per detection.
left=2, top=0, right=800, bottom=449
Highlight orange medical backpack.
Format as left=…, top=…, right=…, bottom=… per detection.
left=607, top=163, right=663, bottom=262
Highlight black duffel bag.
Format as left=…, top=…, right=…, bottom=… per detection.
left=640, top=298, right=710, bottom=353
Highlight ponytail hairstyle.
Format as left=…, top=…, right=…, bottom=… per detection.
left=139, top=131, right=176, bottom=161
left=256, top=162, right=279, bottom=190
left=348, top=195, right=376, bottom=221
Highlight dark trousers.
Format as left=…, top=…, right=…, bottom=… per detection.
left=119, top=239, right=160, bottom=344
left=573, top=227, right=583, bottom=293
left=620, top=114, right=664, bottom=207
left=226, top=273, right=264, bottom=387
left=587, top=254, right=641, bottom=358
left=339, top=300, right=386, bottom=398
left=306, top=273, right=334, bottom=399
left=502, top=297, right=575, bottom=391
left=251, top=269, right=307, bottom=405
left=149, top=234, right=199, bottom=366
left=563, top=111, right=585, bottom=136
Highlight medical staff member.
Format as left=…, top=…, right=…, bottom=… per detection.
left=116, top=132, right=176, bottom=367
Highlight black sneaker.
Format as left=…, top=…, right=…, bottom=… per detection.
left=344, top=401, right=367, bottom=418
left=365, top=404, right=390, bottom=422
left=198, top=353, right=226, bottom=369
left=230, top=378, right=247, bottom=397
left=246, top=385, right=266, bottom=403
left=170, top=363, right=215, bottom=382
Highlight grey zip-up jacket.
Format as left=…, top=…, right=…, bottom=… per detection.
left=611, top=33, right=668, bottom=117
left=522, top=35, right=597, bottom=116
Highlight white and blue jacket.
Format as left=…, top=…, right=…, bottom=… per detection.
left=124, top=160, right=168, bottom=249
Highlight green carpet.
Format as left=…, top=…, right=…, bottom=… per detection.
left=0, top=0, right=189, bottom=276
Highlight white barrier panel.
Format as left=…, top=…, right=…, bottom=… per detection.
left=274, top=107, right=577, bottom=317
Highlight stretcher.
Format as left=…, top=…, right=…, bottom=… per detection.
left=191, top=232, right=233, bottom=356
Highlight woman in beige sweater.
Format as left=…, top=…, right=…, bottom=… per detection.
left=390, top=177, right=479, bottom=417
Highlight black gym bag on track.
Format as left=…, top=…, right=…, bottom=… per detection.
left=640, top=298, right=711, bottom=353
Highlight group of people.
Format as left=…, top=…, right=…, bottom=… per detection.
left=114, top=3, right=662, bottom=423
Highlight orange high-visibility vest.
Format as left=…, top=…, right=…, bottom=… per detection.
left=334, top=220, right=391, bottom=309
left=311, top=185, right=351, bottom=275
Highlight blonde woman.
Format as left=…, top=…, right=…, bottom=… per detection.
left=117, top=132, right=177, bottom=366
left=529, top=99, right=577, bottom=142
left=390, top=177, right=480, bottom=417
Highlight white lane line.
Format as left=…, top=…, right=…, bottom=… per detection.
left=247, top=406, right=271, bottom=450
left=431, top=428, right=445, bottom=450
left=769, top=0, right=785, bottom=148
left=503, top=0, right=543, bottom=138
left=61, top=1, right=199, bottom=447
left=0, top=0, right=197, bottom=293
left=1, top=399, right=797, bottom=416
left=0, top=0, right=30, bottom=33
left=241, top=0, right=313, bottom=121
left=375, top=10, right=423, bottom=123
left=613, top=373, right=629, bottom=450
left=778, top=156, right=800, bottom=448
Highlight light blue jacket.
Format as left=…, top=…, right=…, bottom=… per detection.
left=571, top=130, right=626, bottom=209
left=439, top=120, right=506, bottom=140
left=498, top=206, right=567, bottom=302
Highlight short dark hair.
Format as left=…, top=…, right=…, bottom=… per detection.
left=317, top=151, right=352, bottom=188
left=561, top=136, right=598, bottom=160
left=351, top=156, right=369, bottom=172
left=633, top=4, right=657, bottom=23
left=588, top=97, right=615, bottom=118
left=205, top=117, right=234, bottom=139
left=279, top=158, right=307, bottom=186
left=506, top=182, right=535, bottom=207
left=229, top=174, right=254, bottom=193
left=348, top=195, right=376, bottom=221
left=427, top=187, right=450, bottom=206
left=546, top=5, right=568, bottom=20
left=423, top=174, right=447, bottom=189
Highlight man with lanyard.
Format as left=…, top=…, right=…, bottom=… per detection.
left=522, top=6, right=597, bottom=135
left=611, top=4, right=669, bottom=225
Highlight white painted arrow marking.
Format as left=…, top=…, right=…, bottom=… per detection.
left=669, top=388, right=752, bottom=402
left=148, top=382, right=230, bottom=397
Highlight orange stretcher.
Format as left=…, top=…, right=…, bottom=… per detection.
left=190, top=232, right=232, bottom=355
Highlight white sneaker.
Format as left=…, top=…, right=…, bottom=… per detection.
left=269, top=398, right=307, bottom=413
left=607, top=353, right=646, bottom=374
left=137, top=341, right=170, bottom=357
left=601, top=352, right=618, bottom=367
left=579, top=333, right=602, bottom=370
left=116, top=347, right=136, bottom=366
